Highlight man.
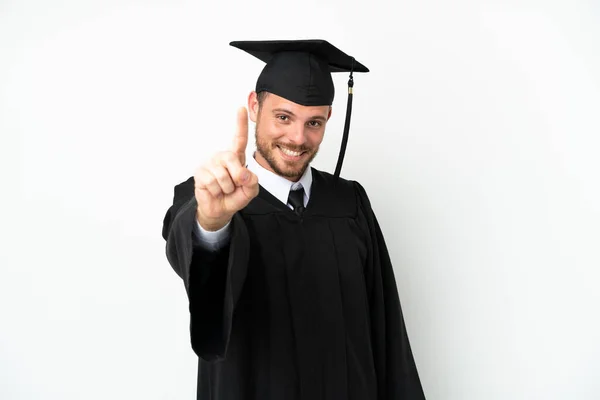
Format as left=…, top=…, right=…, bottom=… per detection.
left=162, top=39, right=426, bottom=399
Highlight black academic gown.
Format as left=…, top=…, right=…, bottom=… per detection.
left=162, top=168, right=426, bottom=400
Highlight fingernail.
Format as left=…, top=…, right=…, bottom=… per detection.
left=242, top=172, right=249, bottom=182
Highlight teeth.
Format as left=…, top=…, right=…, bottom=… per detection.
left=280, top=147, right=302, bottom=157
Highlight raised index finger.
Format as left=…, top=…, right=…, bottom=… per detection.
left=232, top=107, right=248, bottom=165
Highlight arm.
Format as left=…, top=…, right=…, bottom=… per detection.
left=162, top=107, right=257, bottom=361
left=162, top=177, right=250, bottom=361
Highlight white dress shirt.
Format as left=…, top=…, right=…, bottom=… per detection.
left=193, top=152, right=312, bottom=250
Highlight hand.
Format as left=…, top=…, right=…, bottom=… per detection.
left=194, top=107, right=259, bottom=231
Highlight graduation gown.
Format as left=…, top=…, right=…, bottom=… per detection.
left=162, top=168, right=425, bottom=399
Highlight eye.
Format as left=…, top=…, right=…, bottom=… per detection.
left=307, top=120, right=322, bottom=128
left=276, top=115, right=289, bottom=122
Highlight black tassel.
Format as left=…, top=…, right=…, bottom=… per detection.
left=334, top=58, right=355, bottom=178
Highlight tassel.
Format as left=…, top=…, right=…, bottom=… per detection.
left=334, top=58, right=355, bottom=178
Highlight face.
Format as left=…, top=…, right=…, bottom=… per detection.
left=248, top=91, right=332, bottom=181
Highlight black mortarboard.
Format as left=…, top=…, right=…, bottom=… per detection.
left=230, top=39, right=369, bottom=178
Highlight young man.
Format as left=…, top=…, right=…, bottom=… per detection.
left=162, top=39, right=426, bottom=399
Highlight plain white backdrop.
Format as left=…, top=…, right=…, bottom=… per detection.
left=2, top=0, right=599, bottom=399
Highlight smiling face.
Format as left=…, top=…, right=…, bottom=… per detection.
left=248, top=91, right=332, bottom=182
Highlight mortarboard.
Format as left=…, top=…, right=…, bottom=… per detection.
left=230, top=39, right=369, bottom=178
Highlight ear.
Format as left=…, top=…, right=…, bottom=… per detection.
left=248, top=91, right=259, bottom=123
left=327, top=106, right=332, bottom=121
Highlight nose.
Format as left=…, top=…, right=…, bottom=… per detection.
left=287, top=123, right=307, bottom=145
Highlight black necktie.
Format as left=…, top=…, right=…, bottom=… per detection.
left=288, top=187, right=305, bottom=216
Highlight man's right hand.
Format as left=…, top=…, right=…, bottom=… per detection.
left=194, top=107, right=259, bottom=231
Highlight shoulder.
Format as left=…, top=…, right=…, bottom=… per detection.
left=172, top=176, right=195, bottom=200
left=311, top=167, right=369, bottom=194
left=162, top=176, right=196, bottom=240
left=310, top=167, right=374, bottom=212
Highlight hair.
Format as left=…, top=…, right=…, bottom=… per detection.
left=256, top=90, right=332, bottom=114
left=257, top=91, right=269, bottom=109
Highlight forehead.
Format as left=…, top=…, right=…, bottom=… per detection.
left=262, top=92, right=330, bottom=116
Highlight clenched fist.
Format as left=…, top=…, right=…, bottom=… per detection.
left=194, top=107, right=259, bottom=231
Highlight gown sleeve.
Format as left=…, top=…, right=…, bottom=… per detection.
left=162, top=177, right=250, bottom=361
left=354, top=182, right=427, bottom=399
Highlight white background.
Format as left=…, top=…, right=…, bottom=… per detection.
left=1, top=0, right=599, bottom=399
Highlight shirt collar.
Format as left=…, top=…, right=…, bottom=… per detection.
left=247, top=152, right=313, bottom=206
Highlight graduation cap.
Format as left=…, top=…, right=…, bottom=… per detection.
left=230, top=39, right=369, bottom=178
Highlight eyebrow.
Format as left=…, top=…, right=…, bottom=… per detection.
left=272, top=108, right=327, bottom=122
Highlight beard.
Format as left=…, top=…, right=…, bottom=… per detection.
left=255, top=124, right=319, bottom=180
